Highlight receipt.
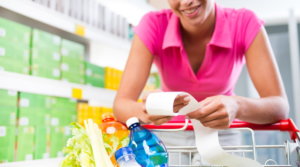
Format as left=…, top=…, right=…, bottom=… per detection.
left=145, top=92, right=262, bottom=167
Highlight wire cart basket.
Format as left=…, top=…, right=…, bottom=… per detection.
left=144, top=119, right=300, bottom=167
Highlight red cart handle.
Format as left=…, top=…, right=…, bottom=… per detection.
left=143, top=119, right=300, bottom=141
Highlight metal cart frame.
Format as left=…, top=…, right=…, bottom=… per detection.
left=144, top=119, right=300, bottom=167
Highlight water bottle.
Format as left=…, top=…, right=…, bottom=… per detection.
left=115, top=147, right=141, bottom=167
left=126, top=117, right=168, bottom=167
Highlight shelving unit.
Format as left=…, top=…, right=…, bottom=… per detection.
left=0, top=71, right=116, bottom=107
left=0, top=158, right=62, bottom=167
left=0, top=0, right=131, bottom=50
left=0, top=1, right=126, bottom=165
left=0, top=0, right=124, bottom=107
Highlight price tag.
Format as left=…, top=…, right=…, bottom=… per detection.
left=53, top=69, right=60, bottom=77
left=19, top=117, right=29, bottom=126
left=51, top=118, right=59, bottom=126
left=0, top=47, right=5, bottom=56
left=20, top=98, right=30, bottom=107
left=53, top=52, right=60, bottom=61
left=72, top=88, right=83, bottom=99
left=75, top=24, right=85, bottom=36
left=0, top=28, right=6, bottom=37
left=86, top=69, right=92, bottom=76
left=0, top=127, right=6, bottom=137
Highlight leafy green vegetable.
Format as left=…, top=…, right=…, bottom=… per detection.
left=61, top=123, right=95, bottom=167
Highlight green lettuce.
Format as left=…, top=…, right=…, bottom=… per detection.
left=61, top=123, right=95, bottom=167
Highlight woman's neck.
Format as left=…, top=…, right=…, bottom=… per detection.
left=181, top=9, right=216, bottom=43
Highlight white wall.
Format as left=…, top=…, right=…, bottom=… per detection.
left=89, top=40, right=130, bottom=70
left=216, top=0, right=300, bottom=25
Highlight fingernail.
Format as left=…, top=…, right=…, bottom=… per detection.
left=183, top=96, right=190, bottom=102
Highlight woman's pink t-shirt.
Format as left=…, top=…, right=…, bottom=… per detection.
left=134, top=4, right=264, bottom=121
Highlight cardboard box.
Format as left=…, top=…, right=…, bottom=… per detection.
left=31, top=66, right=61, bottom=80
left=0, top=62, right=30, bottom=74
left=50, top=127, right=64, bottom=158
left=0, top=106, right=17, bottom=126
left=19, top=93, right=52, bottom=109
left=31, top=29, right=61, bottom=49
left=35, top=126, right=50, bottom=159
left=0, top=47, right=30, bottom=63
left=16, top=126, right=35, bottom=161
left=61, top=71, right=85, bottom=84
left=0, top=89, right=18, bottom=107
left=0, top=126, right=16, bottom=162
left=61, top=39, right=85, bottom=60
left=0, top=17, right=31, bottom=45
left=31, top=48, right=61, bottom=63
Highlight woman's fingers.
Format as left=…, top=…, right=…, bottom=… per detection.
left=200, top=109, right=228, bottom=124
left=173, top=94, right=190, bottom=113
left=201, top=117, right=230, bottom=129
left=148, top=115, right=172, bottom=125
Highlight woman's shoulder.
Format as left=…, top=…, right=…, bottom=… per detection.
left=221, top=6, right=259, bottom=21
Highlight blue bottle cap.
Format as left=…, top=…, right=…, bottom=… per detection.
left=115, top=146, right=134, bottom=160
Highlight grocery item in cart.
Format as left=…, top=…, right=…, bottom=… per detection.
left=61, top=120, right=115, bottom=167
left=115, top=146, right=141, bottom=167
left=126, top=117, right=168, bottom=167
left=100, top=113, right=130, bottom=166
left=61, top=123, right=95, bottom=167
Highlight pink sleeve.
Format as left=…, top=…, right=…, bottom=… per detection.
left=241, top=9, right=265, bottom=52
left=134, top=12, right=159, bottom=55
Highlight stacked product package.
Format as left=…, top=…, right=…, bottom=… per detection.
left=31, top=29, right=61, bottom=80
left=0, top=17, right=31, bottom=74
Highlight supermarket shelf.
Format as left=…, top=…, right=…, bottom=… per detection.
left=0, top=71, right=116, bottom=107
left=0, top=158, right=62, bottom=167
left=0, top=0, right=131, bottom=50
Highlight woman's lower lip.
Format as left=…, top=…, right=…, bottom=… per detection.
left=183, top=5, right=201, bottom=18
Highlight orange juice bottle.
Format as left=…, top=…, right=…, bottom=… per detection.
left=100, top=113, right=130, bottom=166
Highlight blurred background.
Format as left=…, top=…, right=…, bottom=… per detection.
left=0, top=0, right=299, bottom=166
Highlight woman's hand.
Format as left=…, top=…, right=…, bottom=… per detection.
left=187, top=95, right=240, bottom=129
left=142, top=92, right=190, bottom=125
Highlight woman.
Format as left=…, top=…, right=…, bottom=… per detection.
left=113, top=0, right=289, bottom=163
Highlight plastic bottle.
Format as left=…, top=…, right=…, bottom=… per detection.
left=101, top=113, right=130, bottom=166
left=115, top=146, right=141, bottom=167
left=126, top=117, right=168, bottom=167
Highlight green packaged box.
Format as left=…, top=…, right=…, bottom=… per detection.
left=85, top=77, right=105, bottom=88
left=0, top=17, right=31, bottom=45
left=51, top=97, right=77, bottom=111
left=50, top=127, right=64, bottom=158
left=16, top=126, right=34, bottom=161
left=61, top=39, right=85, bottom=60
left=31, top=48, right=61, bottom=63
left=85, top=62, right=105, bottom=79
left=0, top=126, right=16, bottom=162
left=62, top=126, right=72, bottom=147
left=0, top=39, right=29, bottom=51
left=18, top=108, right=50, bottom=126
left=0, top=89, right=18, bottom=107
left=35, top=126, right=50, bottom=159
left=61, top=71, right=85, bottom=84
left=31, top=29, right=61, bottom=49
left=0, top=106, right=17, bottom=126
left=31, top=66, right=61, bottom=80
left=0, top=62, right=30, bottom=74
left=61, top=61, right=85, bottom=74
left=19, top=92, right=52, bottom=109
left=0, top=45, right=29, bottom=63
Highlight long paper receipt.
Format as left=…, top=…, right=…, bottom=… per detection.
left=145, top=92, right=263, bottom=167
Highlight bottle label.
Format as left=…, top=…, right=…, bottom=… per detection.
left=106, top=127, right=116, bottom=134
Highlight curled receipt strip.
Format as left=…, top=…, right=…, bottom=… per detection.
left=145, top=92, right=262, bottom=167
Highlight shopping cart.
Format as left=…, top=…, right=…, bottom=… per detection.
left=143, top=118, right=300, bottom=167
